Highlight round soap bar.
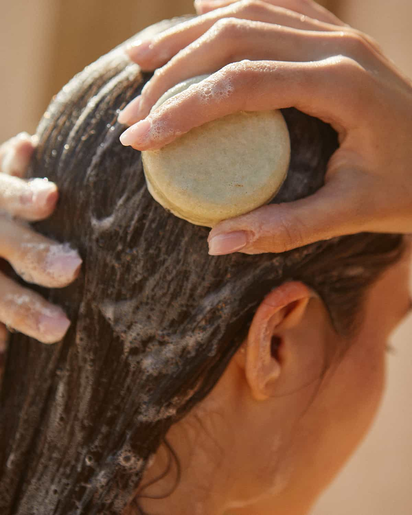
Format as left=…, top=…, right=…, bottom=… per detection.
left=141, top=75, right=291, bottom=227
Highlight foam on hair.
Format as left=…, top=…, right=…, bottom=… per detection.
left=0, top=17, right=404, bottom=515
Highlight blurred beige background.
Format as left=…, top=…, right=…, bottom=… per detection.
left=1, top=1, right=411, bottom=513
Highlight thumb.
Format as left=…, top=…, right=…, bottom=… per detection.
left=207, top=172, right=374, bottom=255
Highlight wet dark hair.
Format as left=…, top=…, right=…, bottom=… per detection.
left=0, top=17, right=405, bottom=515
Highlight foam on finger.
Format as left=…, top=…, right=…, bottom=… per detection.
left=0, top=217, right=82, bottom=288
left=0, top=175, right=57, bottom=220
left=0, top=272, right=70, bottom=344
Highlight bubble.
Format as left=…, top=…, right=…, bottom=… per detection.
left=85, top=455, right=94, bottom=466
left=5, top=293, right=31, bottom=306
left=94, top=469, right=110, bottom=492
left=120, top=454, right=132, bottom=464
left=6, top=452, right=15, bottom=468
left=43, top=242, right=82, bottom=284
left=117, top=446, right=143, bottom=472
left=191, top=74, right=235, bottom=105
left=137, top=403, right=177, bottom=423
left=149, top=118, right=182, bottom=142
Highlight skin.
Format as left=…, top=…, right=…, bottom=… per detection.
left=1, top=5, right=410, bottom=509
left=1, top=1, right=411, bottom=345
left=118, top=0, right=412, bottom=257
left=0, top=134, right=81, bottom=345
left=133, top=239, right=412, bottom=515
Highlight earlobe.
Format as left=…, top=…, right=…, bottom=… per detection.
left=244, top=281, right=312, bottom=401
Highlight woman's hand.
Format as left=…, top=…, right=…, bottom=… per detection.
left=118, top=0, right=412, bottom=256
left=0, top=133, right=82, bottom=346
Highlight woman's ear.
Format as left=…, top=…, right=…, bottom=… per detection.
left=235, top=281, right=313, bottom=401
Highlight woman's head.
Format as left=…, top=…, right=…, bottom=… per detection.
left=0, top=18, right=409, bottom=515
left=150, top=245, right=411, bottom=515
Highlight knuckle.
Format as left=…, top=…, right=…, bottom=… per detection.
left=276, top=209, right=306, bottom=252
left=213, top=17, right=241, bottom=38
left=364, top=34, right=384, bottom=55
left=324, top=54, right=373, bottom=112
left=350, top=28, right=384, bottom=55
left=220, top=60, right=254, bottom=96
left=324, top=54, right=366, bottom=78
left=340, top=30, right=373, bottom=58
left=224, top=59, right=253, bottom=78
left=238, top=0, right=267, bottom=16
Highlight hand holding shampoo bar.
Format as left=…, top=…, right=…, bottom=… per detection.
left=142, top=75, right=291, bottom=227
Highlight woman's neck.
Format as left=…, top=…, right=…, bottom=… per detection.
left=134, top=433, right=228, bottom=515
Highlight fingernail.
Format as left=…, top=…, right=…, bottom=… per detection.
left=38, top=312, right=70, bottom=343
left=119, top=118, right=151, bottom=147
left=126, top=39, right=153, bottom=61
left=46, top=245, right=83, bottom=282
left=208, top=231, right=248, bottom=255
left=118, top=96, right=141, bottom=125
left=26, top=178, right=58, bottom=208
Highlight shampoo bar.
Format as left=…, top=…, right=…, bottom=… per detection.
left=142, top=75, right=291, bottom=227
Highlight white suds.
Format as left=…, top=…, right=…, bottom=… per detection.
left=6, top=452, right=15, bottom=469
left=17, top=241, right=81, bottom=286
left=117, top=444, right=143, bottom=472
left=3, top=293, right=63, bottom=318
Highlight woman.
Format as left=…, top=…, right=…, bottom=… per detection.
left=1, top=0, right=412, bottom=343
left=2, top=0, right=412, bottom=344
left=0, top=3, right=411, bottom=515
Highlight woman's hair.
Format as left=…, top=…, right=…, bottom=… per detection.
left=0, top=17, right=405, bottom=515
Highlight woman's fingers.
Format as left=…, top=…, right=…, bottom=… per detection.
left=126, top=1, right=340, bottom=72
left=194, top=0, right=348, bottom=26
left=0, top=175, right=58, bottom=221
left=0, top=132, right=37, bottom=177
left=0, top=133, right=80, bottom=344
left=0, top=133, right=57, bottom=220
left=0, top=217, right=82, bottom=288
left=0, top=271, right=70, bottom=344
left=116, top=2, right=412, bottom=257
left=122, top=19, right=385, bottom=125
left=207, top=169, right=382, bottom=254
left=119, top=57, right=370, bottom=151
left=121, top=0, right=348, bottom=125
